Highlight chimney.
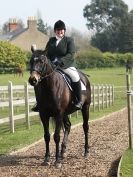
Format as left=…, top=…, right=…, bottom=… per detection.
left=8, top=18, right=18, bottom=32
left=27, top=16, right=37, bottom=30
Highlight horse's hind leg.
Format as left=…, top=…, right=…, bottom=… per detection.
left=61, top=115, right=71, bottom=158
left=81, top=103, right=90, bottom=157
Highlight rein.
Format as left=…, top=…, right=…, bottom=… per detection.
left=38, top=59, right=59, bottom=81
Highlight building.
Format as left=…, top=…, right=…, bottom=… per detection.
left=0, top=17, right=49, bottom=51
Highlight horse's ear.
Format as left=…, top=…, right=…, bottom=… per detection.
left=31, top=44, right=37, bottom=53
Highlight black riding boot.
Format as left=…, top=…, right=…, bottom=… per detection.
left=72, top=81, right=82, bottom=109
left=31, top=86, right=39, bottom=112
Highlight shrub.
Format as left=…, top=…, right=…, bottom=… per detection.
left=123, top=53, right=133, bottom=65
left=25, top=51, right=32, bottom=70
left=75, top=48, right=103, bottom=68
left=0, top=41, right=27, bottom=73
left=75, top=47, right=133, bottom=69
left=115, top=53, right=126, bottom=66
left=103, top=52, right=117, bottom=67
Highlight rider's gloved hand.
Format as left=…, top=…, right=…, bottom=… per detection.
left=52, top=58, right=63, bottom=67
left=52, top=58, right=59, bottom=66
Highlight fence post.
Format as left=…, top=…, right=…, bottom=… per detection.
left=24, top=82, right=30, bottom=129
left=92, top=85, right=95, bottom=112
left=8, top=81, right=14, bottom=133
left=102, top=85, right=104, bottom=109
left=106, top=85, right=108, bottom=108
left=112, top=85, right=114, bottom=105
left=98, top=84, right=100, bottom=111
left=126, top=73, right=133, bottom=149
left=109, top=85, right=112, bottom=106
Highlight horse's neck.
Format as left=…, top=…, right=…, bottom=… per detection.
left=42, top=72, right=64, bottom=93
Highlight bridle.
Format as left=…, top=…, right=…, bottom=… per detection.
left=32, top=54, right=58, bottom=82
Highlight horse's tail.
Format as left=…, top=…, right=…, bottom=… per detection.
left=50, top=117, right=55, bottom=130
left=50, top=117, right=65, bottom=133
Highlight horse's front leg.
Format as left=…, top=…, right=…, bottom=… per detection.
left=40, top=113, right=50, bottom=166
left=61, top=115, right=71, bottom=159
left=54, top=115, right=62, bottom=168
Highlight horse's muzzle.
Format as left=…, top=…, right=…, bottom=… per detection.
left=28, top=76, right=38, bottom=86
left=29, top=71, right=40, bottom=86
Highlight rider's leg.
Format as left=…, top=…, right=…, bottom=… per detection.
left=63, top=67, right=82, bottom=109
left=71, top=80, right=82, bottom=108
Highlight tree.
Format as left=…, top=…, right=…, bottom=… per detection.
left=119, top=11, right=133, bottom=52
left=37, top=18, right=49, bottom=35
left=91, top=18, right=121, bottom=52
left=83, top=0, right=130, bottom=52
left=36, top=10, right=49, bottom=35
left=83, top=0, right=128, bottom=33
left=68, top=28, right=90, bottom=52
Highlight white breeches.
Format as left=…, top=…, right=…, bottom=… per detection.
left=62, top=67, right=80, bottom=82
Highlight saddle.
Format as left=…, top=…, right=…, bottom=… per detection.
left=57, top=69, right=86, bottom=91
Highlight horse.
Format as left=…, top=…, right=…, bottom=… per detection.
left=126, top=62, right=132, bottom=74
left=28, top=46, right=91, bottom=167
left=14, top=67, right=23, bottom=77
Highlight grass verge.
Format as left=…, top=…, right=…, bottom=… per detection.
left=120, top=149, right=133, bottom=177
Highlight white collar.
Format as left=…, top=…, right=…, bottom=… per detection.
left=55, top=36, right=64, bottom=46
left=56, top=35, right=64, bottom=40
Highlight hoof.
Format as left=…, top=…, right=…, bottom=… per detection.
left=84, top=147, right=89, bottom=158
left=84, top=150, right=90, bottom=158
left=54, top=161, right=62, bottom=168
left=61, top=152, right=67, bottom=159
left=41, top=160, right=50, bottom=166
left=84, top=153, right=89, bottom=158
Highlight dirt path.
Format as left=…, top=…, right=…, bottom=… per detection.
left=0, top=108, right=129, bottom=177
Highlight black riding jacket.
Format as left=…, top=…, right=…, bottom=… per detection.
left=45, top=36, right=76, bottom=69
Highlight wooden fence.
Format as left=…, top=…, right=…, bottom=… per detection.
left=0, top=82, right=114, bottom=133
left=126, top=72, right=133, bottom=149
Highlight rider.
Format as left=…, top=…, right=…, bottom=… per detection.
left=32, top=20, right=82, bottom=111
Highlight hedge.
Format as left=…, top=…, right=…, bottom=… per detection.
left=0, top=41, right=27, bottom=73
left=75, top=49, right=133, bottom=69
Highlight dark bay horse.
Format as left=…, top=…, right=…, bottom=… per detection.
left=14, top=67, right=23, bottom=77
left=29, top=47, right=91, bottom=167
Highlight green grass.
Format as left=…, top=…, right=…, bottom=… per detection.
left=0, top=67, right=127, bottom=86
left=0, top=67, right=132, bottom=176
left=83, top=67, right=126, bottom=86
left=0, top=71, right=30, bottom=86
left=120, top=149, right=133, bottom=177
left=0, top=116, right=43, bottom=153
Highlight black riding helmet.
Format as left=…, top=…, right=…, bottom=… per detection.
left=54, top=20, right=66, bottom=31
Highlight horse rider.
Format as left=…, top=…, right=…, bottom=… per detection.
left=32, top=20, right=82, bottom=111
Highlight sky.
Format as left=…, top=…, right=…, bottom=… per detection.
left=0, top=0, right=133, bottom=33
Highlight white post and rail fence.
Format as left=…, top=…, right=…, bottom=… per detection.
left=0, top=82, right=114, bottom=133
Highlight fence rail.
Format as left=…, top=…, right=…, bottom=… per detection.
left=0, top=82, right=114, bottom=133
